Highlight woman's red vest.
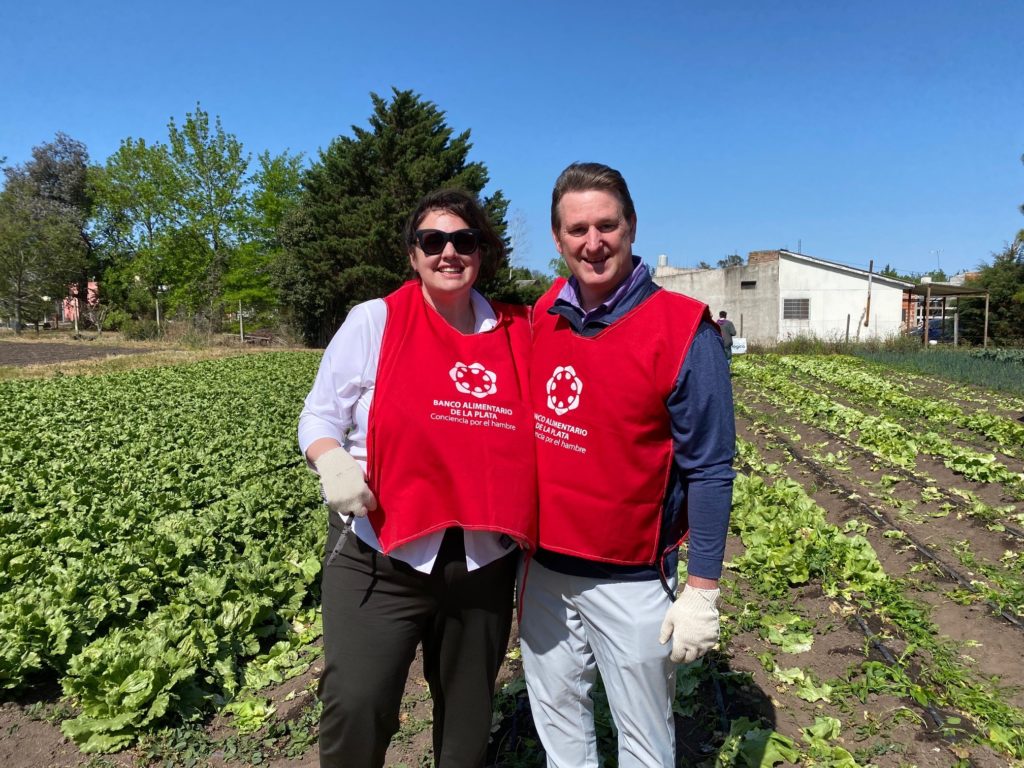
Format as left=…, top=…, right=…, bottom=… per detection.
left=366, top=282, right=537, bottom=554
left=530, top=280, right=708, bottom=565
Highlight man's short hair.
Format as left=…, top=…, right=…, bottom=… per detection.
left=719, top=310, right=727, bottom=318
left=551, top=162, right=636, bottom=231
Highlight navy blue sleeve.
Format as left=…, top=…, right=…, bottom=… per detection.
left=666, top=321, right=736, bottom=580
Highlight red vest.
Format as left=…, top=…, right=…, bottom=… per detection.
left=367, top=282, right=537, bottom=553
left=531, top=280, right=709, bottom=565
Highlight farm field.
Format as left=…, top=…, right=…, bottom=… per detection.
left=713, top=354, right=1024, bottom=768
left=0, top=352, right=329, bottom=765
left=1, top=349, right=1023, bottom=767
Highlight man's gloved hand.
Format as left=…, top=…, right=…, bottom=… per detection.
left=658, top=585, right=720, bottom=664
left=313, top=447, right=377, bottom=518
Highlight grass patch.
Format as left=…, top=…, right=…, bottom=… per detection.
left=746, top=332, right=923, bottom=356
left=852, top=347, right=1024, bottom=397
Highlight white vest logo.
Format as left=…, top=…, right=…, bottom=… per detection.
left=546, top=365, right=582, bottom=415
left=450, top=362, right=498, bottom=399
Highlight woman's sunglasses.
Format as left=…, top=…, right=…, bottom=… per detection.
left=414, top=228, right=481, bottom=256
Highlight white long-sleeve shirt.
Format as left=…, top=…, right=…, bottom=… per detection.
left=298, top=291, right=515, bottom=573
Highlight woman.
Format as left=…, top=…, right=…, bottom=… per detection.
left=298, top=189, right=536, bottom=767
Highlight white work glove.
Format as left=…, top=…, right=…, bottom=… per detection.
left=313, top=447, right=377, bottom=518
left=658, top=585, right=720, bottom=664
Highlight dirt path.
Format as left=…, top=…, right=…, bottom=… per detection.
left=0, top=339, right=151, bottom=367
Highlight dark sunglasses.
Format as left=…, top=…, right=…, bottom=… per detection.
left=414, top=228, right=482, bottom=256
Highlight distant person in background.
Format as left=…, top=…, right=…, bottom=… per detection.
left=299, top=188, right=537, bottom=768
left=717, top=310, right=737, bottom=363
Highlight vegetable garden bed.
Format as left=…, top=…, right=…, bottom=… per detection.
left=2, top=351, right=1023, bottom=767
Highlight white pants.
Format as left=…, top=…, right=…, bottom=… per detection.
left=519, top=561, right=677, bottom=768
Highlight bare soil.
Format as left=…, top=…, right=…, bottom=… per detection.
left=0, top=339, right=150, bottom=367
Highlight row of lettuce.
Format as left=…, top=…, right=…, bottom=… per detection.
left=0, top=353, right=326, bottom=752
left=724, top=436, right=1024, bottom=764
left=723, top=354, right=1024, bottom=764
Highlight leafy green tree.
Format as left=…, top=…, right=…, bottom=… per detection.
left=880, top=264, right=913, bottom=281
left=0, top=169, right=87, bottom=331
left=1019, top=152, right=1024, bottom=246
left=547, top=254, right=572, bottom=279
left=89, top=137, right=179, bottom=316
left=278, top=88, right=513, bottom=346
left=506, top=265, right=553, bottom=305
left=718, top=253, right=743, bottom=268
left=91, top=107, right=298, bottom=330
left=165, top=105, right=252, bottom=327
left=14, top=134, right=96, bottom=308
left=956, top=157, right=1024, bottom=344
left=26, top=133, right=92, bottom=213
left=959, top=241, right=1024, bottom=345
left=223, top=149, right=304, bottom=319
left=879, top=264, right=947, bottom=285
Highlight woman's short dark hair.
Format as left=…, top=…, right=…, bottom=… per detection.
left=404, top=189, right=503, bottom=283
left=550, top=162, right=636, bottom=231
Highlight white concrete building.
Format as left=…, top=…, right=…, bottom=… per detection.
left=653, top=249, right=913, bottom=347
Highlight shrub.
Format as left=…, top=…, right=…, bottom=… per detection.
left=121, top=318, right=160, bottom=341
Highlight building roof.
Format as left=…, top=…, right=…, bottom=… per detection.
left=775, top=250, right=914, bottom=289
left=904, top=281, right=988, bottom=298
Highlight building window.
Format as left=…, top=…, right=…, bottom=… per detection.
left=783, top=298, right=810, bottom=320
left=740, top=280, right=757, bottom=290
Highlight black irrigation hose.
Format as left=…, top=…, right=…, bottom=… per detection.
left=850, top=614, right=947, bottom=730
left=783, top=435, right=1024, bottom=632
left=748, top=430, right=1024, bottom=634
left=711, top=670, right=729, bottom=735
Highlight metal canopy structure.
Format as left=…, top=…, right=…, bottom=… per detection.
left=902, top=282, right=991, bottom=346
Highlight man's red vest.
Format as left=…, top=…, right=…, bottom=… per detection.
left=531, top=280, right=709, bottom=565
left=367, top=281, right=537, bottom=554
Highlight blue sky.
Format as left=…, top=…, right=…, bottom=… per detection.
left=2, top=1, right=1022, bottom=277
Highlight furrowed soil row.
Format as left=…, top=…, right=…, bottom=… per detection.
left=726, top=442, right=1024, bottom=764
left=757, top=356, right=1024, bottom=465
left=718, top=527, right=969, bottom=765
left=850, top=356, right=1024, bottom=419
left=734, top=364, right=1024, bottom=516
left=733, top=373, right=1024, bottom=723
left=734, top=386, right=1024, bottom=628
left=737, top=415, right=1024, bottom=632
left=737, top=395, right=1024, bottom=546
left=735, top=380, right=1024, bottom=539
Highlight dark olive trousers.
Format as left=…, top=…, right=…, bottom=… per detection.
left=318, top=524, right=516, bottom=768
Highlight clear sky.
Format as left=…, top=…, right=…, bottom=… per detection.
left=2, top=1, right=1022, bottom=278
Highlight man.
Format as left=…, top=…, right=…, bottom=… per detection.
left=521, top=162, right=735, bottom=767
left=717, top=310, right=737, bottom=363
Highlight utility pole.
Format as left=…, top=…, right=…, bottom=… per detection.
left=863, top=260, right=873, bottom=326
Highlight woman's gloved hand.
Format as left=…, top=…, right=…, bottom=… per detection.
left=658, top=585, right=720, bottom=663
left=314, top=447, right=378, bottom=518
